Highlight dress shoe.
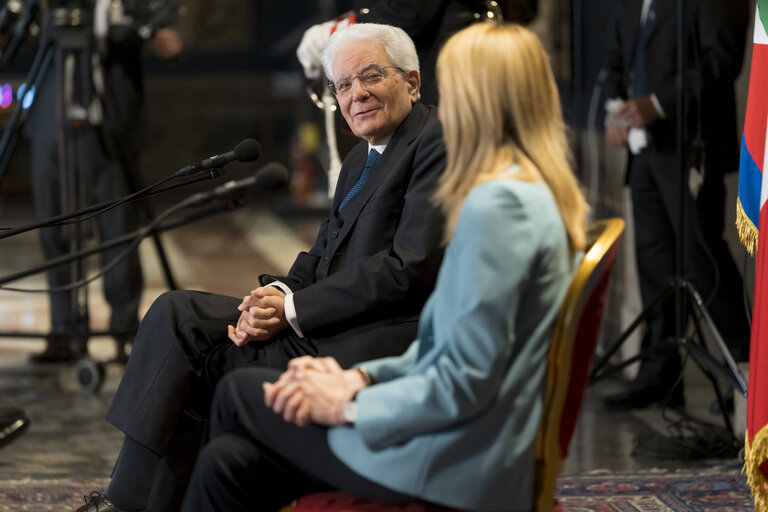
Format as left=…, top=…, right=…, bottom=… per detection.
left=75, top=492, right=128, bottom=512
left=0, top=401, right=29, bottom=449
left=30, top=343, right=76, bottom=364
left=604, top=382, right=685, bottom=410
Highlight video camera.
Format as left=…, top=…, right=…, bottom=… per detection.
left=0, top=0, right=99, bottom=67
left=0, top=0, right=39, bottom=66
left=0, top=0, right=178, bottom=66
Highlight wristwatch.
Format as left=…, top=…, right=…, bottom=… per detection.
left=341, top=367, right=373, bottom=424
left=341, top=399, right=358, bottom=424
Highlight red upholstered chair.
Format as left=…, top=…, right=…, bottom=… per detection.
left=533, top=218, right=624, bottom=512
left=285, top=219, right=625, bottom=512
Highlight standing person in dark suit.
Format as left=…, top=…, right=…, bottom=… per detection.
left=23, top=3, right=182, bottom=363
left=602, top=0, right=750, bottom=408
left=74, top=23, right=446, bottom=512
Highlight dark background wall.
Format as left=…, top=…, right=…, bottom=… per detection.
left=0, top=1, right=754, bottom=214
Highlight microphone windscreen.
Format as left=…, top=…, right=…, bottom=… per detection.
left=234, top=138, right=262, bottom=163
left=256, top=162, right=290, bottom=191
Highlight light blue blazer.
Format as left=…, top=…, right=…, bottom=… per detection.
left=328, top=175, right=577, bottom=512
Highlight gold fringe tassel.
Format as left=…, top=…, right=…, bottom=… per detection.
left=744, top=425, right=768, bottom=512
left=737, top=197, right=759, bottom=256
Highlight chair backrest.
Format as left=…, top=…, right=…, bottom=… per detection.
left=533, top=218, right=625, bottom=512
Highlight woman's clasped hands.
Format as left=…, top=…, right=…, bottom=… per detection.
left=263, top=356, right=368, bottom=427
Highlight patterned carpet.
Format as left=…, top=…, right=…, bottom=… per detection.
left=0, top=466, right=753, bottom=511
left=556, top=465, right=753, bottom=511
left=0, top=477, right=109, bottom=511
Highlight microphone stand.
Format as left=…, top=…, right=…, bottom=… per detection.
left=0, top=190, right=251, bottom=392
left=0, top=192, right=244, bottom=287
left=0, top=168, right=227, bottom=330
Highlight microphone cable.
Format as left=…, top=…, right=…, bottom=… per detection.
left=45, top=172, right=179, bottom=228
left=0, top=190, right=192, bottom=293
left=20, top=138, right=260, bottom=230
left=0, top=163, right=286, bottom=293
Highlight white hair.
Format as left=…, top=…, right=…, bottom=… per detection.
left=321, top=23, right=420, bottom=81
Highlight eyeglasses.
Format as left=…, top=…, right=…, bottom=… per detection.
left=329, top=66, right=404, bottom=96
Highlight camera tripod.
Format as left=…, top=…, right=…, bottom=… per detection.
left=0, top=4, right=177, bottom=389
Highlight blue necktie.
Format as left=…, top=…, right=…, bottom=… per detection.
left=631, top=0, right=656, bottom=96
left=338, top=149, right=380, bottom=212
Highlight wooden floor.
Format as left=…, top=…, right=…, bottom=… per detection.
left=0, top=196, right=746, bottom=493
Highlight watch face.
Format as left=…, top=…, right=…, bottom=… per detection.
left=342, top=401, right=358, bottom=423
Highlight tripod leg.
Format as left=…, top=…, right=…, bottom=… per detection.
left=67, top=53, right=93, bottom=359
left=677, top=280, right=746, bottom=436
left=684, top=281, right=748, bottom=395
left=590, top=281, right=674, bottom=382
left=680, top=339, right=736, bottom=434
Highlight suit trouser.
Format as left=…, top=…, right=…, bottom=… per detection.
left=181, top=367, right=417, bottom=512
left=629, top=149, right=749, bottom=386
left=106, top=290, right=319, bottom=511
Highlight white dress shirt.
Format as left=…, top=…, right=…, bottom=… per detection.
left=273, top=138, right=390, bottom=338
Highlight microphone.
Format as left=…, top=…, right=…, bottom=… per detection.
left=183, top=162, right=289, bottom=207
left=175, top=138, right=262, bottom=177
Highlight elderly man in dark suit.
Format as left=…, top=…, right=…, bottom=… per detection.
left=75, top=23, right=445, bottom=512
left=602, top=0, right=750, bottom=409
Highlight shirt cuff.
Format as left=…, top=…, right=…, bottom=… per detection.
left=650, top=93, right=666, bottom=119
left=267, top=281, right=305, bottom=338
left=267, top=281, right=292, bottom=295
left=284, top=292, right=305, bottom=338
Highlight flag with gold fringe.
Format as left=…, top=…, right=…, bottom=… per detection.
left=740, top=1, right=768, bottom=511
left=737, top=1, right=768, bottom=255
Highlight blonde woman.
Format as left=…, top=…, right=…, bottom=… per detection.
left=181, top=22, right=587, bottom=512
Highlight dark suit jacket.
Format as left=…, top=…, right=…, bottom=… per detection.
left=602, top=0, right=747, bottom=174
left=261, top=102, right=446, bottom=367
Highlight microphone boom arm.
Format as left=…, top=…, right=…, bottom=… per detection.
left=0, top=193, right=245, bottom=288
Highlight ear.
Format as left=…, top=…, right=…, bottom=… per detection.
left=405, top=70, right=420, bottom=102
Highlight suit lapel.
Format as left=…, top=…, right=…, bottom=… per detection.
left=334, top=102, right=429, bottom=220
